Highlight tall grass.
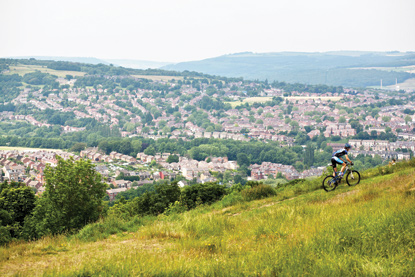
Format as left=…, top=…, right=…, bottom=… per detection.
left=1, top=162, right=414, bottom=276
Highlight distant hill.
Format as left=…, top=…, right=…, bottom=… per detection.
left=162, top=51, right=415, bottom=87
left=5, top=56, right=172, bottom=69
left=7, top=56, right=110, bottom=65
left=104, top=59, right=172, bottom=69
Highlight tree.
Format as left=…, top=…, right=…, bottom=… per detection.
left=237, top=153, right=251, bottom=167
left=167, top=154, right=179, bottom=163
left=24, top=156, right=106, bottom=238
left=70, top=142, right=87, bottom=153
left=304, top=143, right=315, bottom=167
left=144, top=145, right=156, bottom=156
left=290, top=121, right=299, bottom=130
left=382, top=116, right=391, bottom=123
left=131, top=140, right=142, bottom=153
left=234, top=175, right=245, bottom=185
left=294, top=161, right=305, bottom=171
left=0, top=182, right=36, bottom=243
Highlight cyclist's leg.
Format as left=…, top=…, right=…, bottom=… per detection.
left=333, top=157, right=344, bottom=175
left=331, top=158, right=338, bottom=177
left=340, top=162, right=347, bottom=174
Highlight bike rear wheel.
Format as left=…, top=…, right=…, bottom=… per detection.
left=323, top=176, right=337, bottom=192
left=346, top=170, right=360, bottom=186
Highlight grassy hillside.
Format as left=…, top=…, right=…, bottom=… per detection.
left=5, top=65, right=86, bottom=78
left=1, top=161, right=415, bottom=276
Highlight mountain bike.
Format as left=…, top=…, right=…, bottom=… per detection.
left=322, top=163, right=360, bottom=192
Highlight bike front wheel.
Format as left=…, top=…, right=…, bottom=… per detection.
left=322, top=176, right=337, bottom=192
left=346, top=170, right=360, bottom=186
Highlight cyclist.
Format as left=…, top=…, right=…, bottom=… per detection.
left=331, top=143, right=353, bottom=177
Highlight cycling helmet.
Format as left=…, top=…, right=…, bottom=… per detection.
left=345, top=143, right=352, bottom=149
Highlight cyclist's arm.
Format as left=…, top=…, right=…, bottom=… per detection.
left=345, top=154, right=352, bottom=164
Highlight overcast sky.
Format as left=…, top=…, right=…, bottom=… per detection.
left=1, top=0, right=414, bottom=62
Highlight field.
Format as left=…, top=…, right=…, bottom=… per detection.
left=131, top=75, right=184, bottom=81
left=227, top=96, right=342, bottom=107
left=5, top=65, right=86, bottom=78
left=1, top=161, right=415, bottom=276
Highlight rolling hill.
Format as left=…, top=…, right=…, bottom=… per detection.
left=162, top=51, right=415, bottom=88
left=5, top=56, right=172, bottom=69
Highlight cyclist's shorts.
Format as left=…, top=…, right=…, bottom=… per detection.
left=331, top=156, right=344, bottom=168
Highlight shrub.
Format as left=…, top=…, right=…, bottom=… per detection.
left=75, top=215, right=128, bottom=242
left=241, top=184, right=276, bottom=201
left=245, top=181, right=263, bottom=187
left=125, top=182, right=181, bottom=216
left=164, top=201, right=187, bottom=215
left=181, top=182, right=227, bottom=210
left=0, top=226, right=11, bottom=245
left=220, top=191, right=244, bottom=208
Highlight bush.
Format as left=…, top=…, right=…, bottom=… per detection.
left=241, top=184, right=276, bottom=201
left=75, top=215, right=148, bottom=242
left=220, top=191, right=244, bottom=208
left=245, top=181, right=263, bottom=187
left=181, top=182, right=227, bottom=210
left=0, top=226, right=11, bottom=245
left=126, top=182, right=181, bottom=216
left=164, top=201, right=187, bottom=215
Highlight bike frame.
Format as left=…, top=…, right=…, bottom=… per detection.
left=332, top=164, right=353, bottom=184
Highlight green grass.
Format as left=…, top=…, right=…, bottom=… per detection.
left=1, top=161, right=415, bottom=276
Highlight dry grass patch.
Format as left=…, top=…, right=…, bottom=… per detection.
left=6, top=65, right=85, bottom=78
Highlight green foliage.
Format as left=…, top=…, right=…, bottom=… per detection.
left=167, top=154, right=179, bottom=163
left=236, top=153, right=250, bottom=167
left=0, top=74, right=23, bottom=102
left=70, top=142, right=87, bottom=153
left=0, top=181, right=36, bottom=244
left=74, top=215, right=154, bottom=242
left=114, top=182, right=181, bottom=217
left=115, top=173, right=140, bottom=182
left=197, top=95, right=230, bottom=111
left=219, top=191, right=244, bottom=208
left=23, top=71, right=59, bottom=87
left=181, top=182, right=227, bottom=210
left=144, top=145, right=156, bottom=156
left=304, top=143, right=314, bottom=167
left=47, top=61, right=81, bottom=71
left=24, top=157, right=106, bottom=238
left=189, top=144, right=229, bottom=161
left=241, top=184, right=276, bottom=201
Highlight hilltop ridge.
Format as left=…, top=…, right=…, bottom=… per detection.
left=162, top=51, right=415, bottom=87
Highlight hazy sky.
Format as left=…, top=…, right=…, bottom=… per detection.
left=1, top=0, right=414, bottom=62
